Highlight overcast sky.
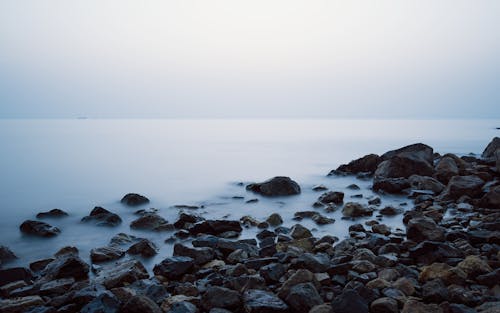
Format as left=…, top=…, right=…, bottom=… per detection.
left=0, top=0, right=499, bottom=118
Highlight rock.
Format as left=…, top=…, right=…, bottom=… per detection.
left=127, top=239, right=158, bottom=257
left=457, top=255, right=492, bottom=278
left=243, top=289, right=288, bottom=313
left=439, top=175, right=485, bottom=201
left=81, top=207, right=122, bottom=227
left=202, top=286, right=241, bottom=311
left=401, top=299, right=443, bottom=313
left=0, top=267, right=32, bottom=287
left=277, top=269, right=317, bottom=299
left=406, top=217, right=445, bottom=242
left=393, top=277, right=415, bottom=296
left=290, top=224, right=312, bottom=239
left=121, top=193, right=150, bottom=206
left=381, top=143, right=434, bottom=163
left=130, top=213, right=173, bottom=231
left=153, top=256, right=194, bottom=280
left=0, top=246, right=17, bottom=264
left=97, top=259, right=148, bottom=289
left=422, top=278, right=448, bottom=303
left=43, top=255, right=89, bottom=281
left=246, top=176, right=301, bottom=196
left=379, top=206, right=402, bottom=216
left=0, top=296, right=44, bottom=313
left=260, top=263, right=286, bottom=284
left=266, top=213, right=283, bottom=227
left=285, top=282, right=323, bottom=313
left=409, top=241, right=463, bottom=265
left=368, top=197, right=381, bottom=205
left=479, top=185, right=500, bottom=209
left=90, top=246, right=125, bottom=263
left=476, top=268, right=500, bottom=287
left=334, top=154, right=381, bottom=175
left=36, top=209, right=68, bottom=219
left=373, top=177, right=411, bottom=194
left=419, top=262, right=466, bottom=285
left=310, top=304, right=333, bottom=313
left=317, top=191, right=344, bottom=205
left=370, top=297, right=398, bottom=313
left=19, top=220, right=60, bottom=237
left=174, top=213, right=203, bottom=229
left=409, top=175, right=445, bottom=194
left=372, top=224, right=391, bottom=235
left=82, top=291, right=121, bottom=313
left=434, top=156, right=459, bottom=184
left=119, top=295, right=162, bottom=313
left=482, top=137, right=500, bottom=159
left=330, top=289, right=368, bottom=313
left=39, top=277, right=75, bottom=296
left=173, top=243, right=215, bottom=265
left=166, top=301, right=198, bottom=313
left=312, top=184, right=328, bottom=191
left=110, top=233, right=139, bottom=246
left=189, top=220, right=242, bottom=236
left=293, top=253, right=330, bottom=273
left=342, top=202, right=373, bottom=217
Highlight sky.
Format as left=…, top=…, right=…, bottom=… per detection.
left=0, top=0, right=499, bottom=118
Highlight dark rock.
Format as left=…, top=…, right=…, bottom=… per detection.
left=0, top=296, right=45, bottom=313
left=166, top=301, right=198, bottom=313
left=243, top=289, right=288, bottom=313
left=409, top=175, right=445, bottom=194
left=173, top=213, right=203, bottom=229
left=109, top=233, right=138, bottom=246
left=127, top=239, right=158, bottom=257
left=0, top=246, right=17, bottom=265
left=173, top=243, right=215, bottom=265
left=97, top=259, right=149, bottom=289
left=334, top=154, right=381, bottom=175
left=434, top=157, right=459, bottom=184
left=482, top=137, right=500, bottom=159
left=39, top=277, right=75, bottom=296
left=29, top=258, right=54, bottom=272
left=43, top=255, right=89, bottom=281
left=381, top=143, right=434, bottom=163
left=476, top=268, right=500, bottom=287
left=189, top=220, right=242, bottom=236
left=20, top=220, right=60, bottom=237
left=285, top=282, right=323, bottom=313
left=406, top=217, right=445, bottom=242
left=317, top=191, right=344, bottom=205
left=121, top=193, right=150, bottom=206
left=368, top=197, right=381, bottom=205
left=292, top=253, right=330, bottom=273
left=409, top=241, right=464, bottom=265
left=81, top=207, right=122, bottom=227
left=422, top=279, right=448, bottom=303
left=202, top=286, right=241, bottom=311
left=439, top=175, right=485, bottom=201
left=266, top=213, right=283, bottom=226
left=0, top=267, right=32, bottom=286
left=90, top=246, right=125, bottom=263
left=81, top=290, right=121, bottom=313
left=119, top=295, right=162, bottom=313
left=342, top=202, right=373, bottom=217
left=130, top=213, right=173, bottom=231
left=290, top=224, right=312, bottom=239
left=312, top=184, right=328, bottom=191
left=479, top=185, right=500, bottom=209
left=153, top=256, right=194, bottom=280
left=246, top=176, right=301, bottom=197
left=260, top=263, right=286, bottom=284
left=373, top=177, right=410, bottom=194
left=36, top=209, right=68, bottom=219
left=330, top=289, right=368, bottom=313
left=379, top=206, right=403, bottom=216
left=370, top=297, right=398, bottom=313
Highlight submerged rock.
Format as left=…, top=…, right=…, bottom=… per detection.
left=317, top=191, right=344, bottom=205
left=130, top=213, right=173, bottom=231
left=36, top=209, right=68, bottom=219
left=20, top=220, right=60, bottom=237
left=246, top=176, right=301, bottom=196
left=121, top=193, right=150, bottom=206
left=342, top=202, right=373, bottom=217
left=81, top=207, right=122, bottom=227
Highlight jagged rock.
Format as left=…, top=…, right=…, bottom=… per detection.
left=439, top=175, right=485, bottom=201
left=482, top=137, right=500, bottom=159
left=342, top=202, right=373, bottom=217
left=0, top=267, right=32, bottom=287
left=334, top=154, right=381, bottom=175
left=109, top=233, right=138, bottom=246
left=90, top=246, right=125, bottom=263
left=20, top=220, right=60, bottom=237
left=121, top=193, right=150, bottom=206
left=189, top=220, right=242, bottom=236
left=127, top=239, right=158, bottom=257
left=119, top=295, right=162, bottom=313
left=39, top=277, right=75, bottom=296
left=285, top=282, right=323, bottom=313
left=81, top=207, right=122, bottom=227
left=406, top=217, right=445, bottom=242
left=173, top=243, right=215, bottom=265
left=243, top=289, right=288, bottom=313
left=153, top=256, right=194, bottom=280
left=277, top=269, right=318, bottom=299
left=317, top=191, right=344, bottom=205
left=130, top=213, right=173, bottom=231
left=36, top=209, right=68, bottom=219
left=246, top=176, right=301, bottom=196
left=173, top=213, right=203, bottom=229
left=202, top=286, right=241, bottom=311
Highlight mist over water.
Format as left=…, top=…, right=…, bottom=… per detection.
left=0, top=118, right=498, bottom=269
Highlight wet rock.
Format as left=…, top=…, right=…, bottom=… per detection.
left=457, top=255, right=492, bottom=279
left=243, top=289, right=288, bottom=313
left=422, top=278, right=448, bottom=303
left=109, top=233, right=138, bottom=246
left=153, top=256, right=194, bottom=280
left=342, top=202, right=373, bottom=217
left=39, top=277, right=75, bottom=296
left=434, top=156, right=459, bottom=184
left=372, top=224, right=391, bottom=235
left=330, top=289, right=368, bottom=313
left=0, top=296, right=44, bottom=313
left=381, top=143, right=434, bottom=163
left=260, top=263, right=286, bottom=284
left=166, top=301, right=198, bottom=313
left=119, top=295, right=162, bottom=313
left=246, top=176, right=301, bottom=197
left=202, top=286, right=241, bottom=311
left=173, top=243, right=215, bottom=265
left=482, top=137, right=500, bottom=159
left=409, top=241, right=463, bottom=264
left=266, top=213, right=283, bottom=227
left=419, top=262, right=466, bottom=285
left=285, top=282, right=323, bottom=313
left=81, top=207, right=122, bottom=227
left=90, top=246, right=125, bottom=263
left=368, top=197, right=381, bottom=205
left=293, top=253, right=330, bottom=273
left=375, top=154, right=433, bottom=179
left=173, top=213, right=203, bottom=229
left=43, top=255, right=89, bottom=281
left=36, top=209, right=68, bottom=219
left=97, top=259, right=149, bottom=289
left=439, top=175, right=485, bottom=201
left=127, top=239, right=158, bottom=257
left=476, top=268, right=500, bottom=287
left=373, top=177, right=410, bottom=194
left=370, top=297, right=398, bottom=313
left=379, top=206, right=402, bottom=216
left=20, top=220, right=60, bottom=237
left=277, top=269, right=318, bottom=299
left=409, top=175, right=445, bottom=194
left=81, top=290, right=121, bottom=313
left=479, top=185, right=500, bottom=209
left=130, top=213, right=173, bottom=231
left=189, top=220, right=242, bottom=236
left=406, top=217, right=445, bottom=242
left=294, top=211, right=334, bottom=225
left=317, top=191, right=344, bottom=205
left=0, top=267, right=32, bottom=287
left=334, top=154, right=381, bottom=175
left=121, top=193, right=150, bottom=206
left=312, top=184, right=328, bottom=192
left=401, top=299, right=443, bottom=313
left=0, top=246, right=17, bottom=265
left=290, top=224, right=312, bottom=239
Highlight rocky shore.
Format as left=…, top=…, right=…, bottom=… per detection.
left=1, top=138, right=499, bottom=313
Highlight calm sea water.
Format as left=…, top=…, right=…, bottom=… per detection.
left=0, top=119, right=498, bottom=270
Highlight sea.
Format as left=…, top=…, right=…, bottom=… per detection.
left=0, top=118, right=498, bottom=270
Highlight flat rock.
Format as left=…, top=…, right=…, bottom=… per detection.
left=246, top=176, right=301, bottom=197
left=20, top=220, right=60, bottom=237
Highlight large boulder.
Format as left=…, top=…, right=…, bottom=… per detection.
left=381, top=143, right=434, bottom=164
left=20, top=220, right=60, bottom=237
left=406, top=217, right=445, bottom=243
left=121, top=193, right=150, bottom=206
left=81, top=207, right=122, bottom=227
left=434, top=156, right=459, bottom=184
left=334, top=154, right=381, bottom=175
left=439, top=175, right=485, bottom=200
left=408, top=175, right=445, bottom=195
left=479, top=185, right=500, bottom=208
left=246, top=176, right=301, bottom=196
left=374, top=143, right=434, bottom=180
left=373, top=177, right=410, bottom=194
left=482, top=137, right=500, bottom=159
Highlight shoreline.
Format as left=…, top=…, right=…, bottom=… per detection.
left=1, top=138, right=499, bottom=313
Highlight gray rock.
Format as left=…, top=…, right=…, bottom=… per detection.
left=90, top=246, right=125, bottom=263
left=243, top=289, right=288, bottom=313
left=439, top=175, right=485, bottom=200
left=43, top=255, right=89, bottom=281
left=482, top=137, right=500, bottom=159
left=434, top=156, right=459, bottom=184
left=0, top=246, right=17, bottom=265
left=260, top=263, right=286, bottom=284
left=174, top=243, right=215, bottom=265
left=202, top=286, right=241, bottom=311
left=119, top=295, right=161, bottom=313
left=409, top=175, right=445, bottom=194
left=381, top=143, right=434, bottom=164
left=373, top=177, right=410, bottom=194
left=97, top=259, right=149, bottom=289
left=153, top=256, right=194, bottom=280
left=285, top=282, right=323, bottom=313
left=342, top=202, right=373, bottom=217
left=406, top=217, right=445, bottom=243
left=479, top=185, right=500, bottom=209
left=317, top=191, right=344, bottom=205
left=246, top=176, right=301, bottom=196
left=127, top=239, right=158, bottom=257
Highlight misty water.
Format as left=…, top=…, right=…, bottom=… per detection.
left=0, top=118, right=499, bottom=271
